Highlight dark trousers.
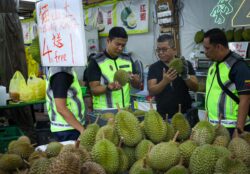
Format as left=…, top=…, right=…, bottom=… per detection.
left=53, top=129, right=80, bottom=142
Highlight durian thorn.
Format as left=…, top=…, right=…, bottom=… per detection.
left=23, top=159, right=30, bottom=166
left=94, top=115, right=100, bottom=124
left=178, top=104, right=182, bottom=113
left=75, top=139, right=80, bottom=149
left=116, top=103, right=121, bottom=111
left=234, top=128, right=239, bottom=138
left=118, top=137, right=124, bottom=148
left=173, top=131, right=179, bottom=142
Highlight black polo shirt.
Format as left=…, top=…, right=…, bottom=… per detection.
left=147, top=60, right=195, bottom=118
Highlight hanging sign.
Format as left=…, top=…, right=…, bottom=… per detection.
left=229, top=42, right=249, bottom=58
left=36, top=0, right=87, bottom=66
left=84, top=0, right=149, bottom=36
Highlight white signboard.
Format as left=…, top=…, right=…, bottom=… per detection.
left=36, top=0, right=87, bottom=66
left=229, top=42, right=249, bottom=58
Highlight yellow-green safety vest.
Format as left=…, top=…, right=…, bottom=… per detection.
left=46, top=68, right=85, bottom=132
left=93, top=53, right=132, bottom=109
left=205, top=53, right=250, bottom=128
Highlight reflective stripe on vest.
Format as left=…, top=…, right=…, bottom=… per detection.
left=209, top=118, right=250, bottom=127
left=205, top=53, right=250, bottom=128
left=46, top=69, right=85, bottom=132
left=93, top=54, right=132, bottom=109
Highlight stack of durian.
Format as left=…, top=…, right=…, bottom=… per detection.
left=194, top=28, right=250, bottom=44
left=1, top=104, right=250, bottom=174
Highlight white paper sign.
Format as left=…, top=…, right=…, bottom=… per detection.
left=229, top=42, right=249, bottom=58
left=36, top=0, right=87, bottom=66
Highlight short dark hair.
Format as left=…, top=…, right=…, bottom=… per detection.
left=204, top=28, right=228, bottom=48
left=157, top=34, right=175, bottom=48
left=108, top=26, right=128, bottom=40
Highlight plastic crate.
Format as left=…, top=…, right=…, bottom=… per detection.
left=86, top=109, right=144, bottom=126
left=0, top=126, right=24, bottom=153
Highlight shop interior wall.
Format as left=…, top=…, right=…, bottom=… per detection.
left=99, top=0, right=160, bottom=67
left=179, top=0, right=248, bottom=60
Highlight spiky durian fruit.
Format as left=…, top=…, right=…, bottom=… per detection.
left=213, top=135, right=230, bottom=147
left=135, top=139, right=154, bottom=160
left=191, top=120, right=215, bottom=145
left=18, top=136, right=31, bottom=144
left=189, top=144, right=218, bottom=174
left=228, top=135, right=250, bottom=166
left=179, top=140, right=198, bottom=167
left=165, top=164, right=189, bottom=174
left=113, top=69, right=130, bottom=86
left=144, top=108, right=166, bottom=144
left=100, top=112, right=115, bottom=120
left=60, top=144, right=91, bottom=165
left=215, top=156, right=250, bottom=174
left=117, top=147, right=129, bottom=173
left=28, top=150, right=47, bottom=165
left=29, top=158, right=50, bottom=174
left=0, top=154, right=23, bottom=171
left=47, top=153, right=80, bottom=174
left=168, top=58, right=184, bottom=74
left=194, top=29, right=204, bottom=44
left=115, top=110, right=143, bottom=146
left=129, top=158, right=154, bottom=174
left=80, top=122, right=100, bottom=151
left=8, top=141, right=34, bottom=159
left=240, top=131, right=250, bottom=145
left=80, top=161, right=106, bottom=174
left=148, top=134, right=180, bottom=171
left=91, top=139, right=119, bottom=174
left=45, top=142, right=63, bottom=158
left=95, top=119, right=119, bottom=146
left=122, top=146, right=136, bottom=169
left=165, top=120, right=175, bottom=142
left=171, top=105, right=191, bottom=141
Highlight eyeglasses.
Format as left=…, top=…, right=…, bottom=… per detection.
left=155, top=48, right=171, bottom=53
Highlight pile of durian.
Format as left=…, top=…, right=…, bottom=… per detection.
left=1, top=104, right=250, bottom=174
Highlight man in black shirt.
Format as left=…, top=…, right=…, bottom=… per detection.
left=147, top=34, right=198, bottom=119
left=87, top=27, right=141, bottom=110
left=46, top=67, right=85, bottom=141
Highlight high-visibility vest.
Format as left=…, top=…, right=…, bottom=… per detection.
left=46, top=68, right=85, bottom=132
left=93, top=53, right=132, bottom=109
left=205, top=52, right=250, bottom=128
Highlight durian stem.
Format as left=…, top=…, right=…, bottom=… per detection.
left=75, top=139, right=80, bottom=149
left=173, top=130, right=179, bottom=142
left=178, top=104, right=182, bottom=113
left=116, top=103, right=121, bottom=111
left=166, top=114, right=169, bottom=120
left=23, top=159, right=30, bottom=166
left=204, top=111, right=208, bottom=121
left=219, top=113, right=223, bottom=126
left=94, top=115, right=100, bottom=124
left=118, top=137, right=124, bottom=148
